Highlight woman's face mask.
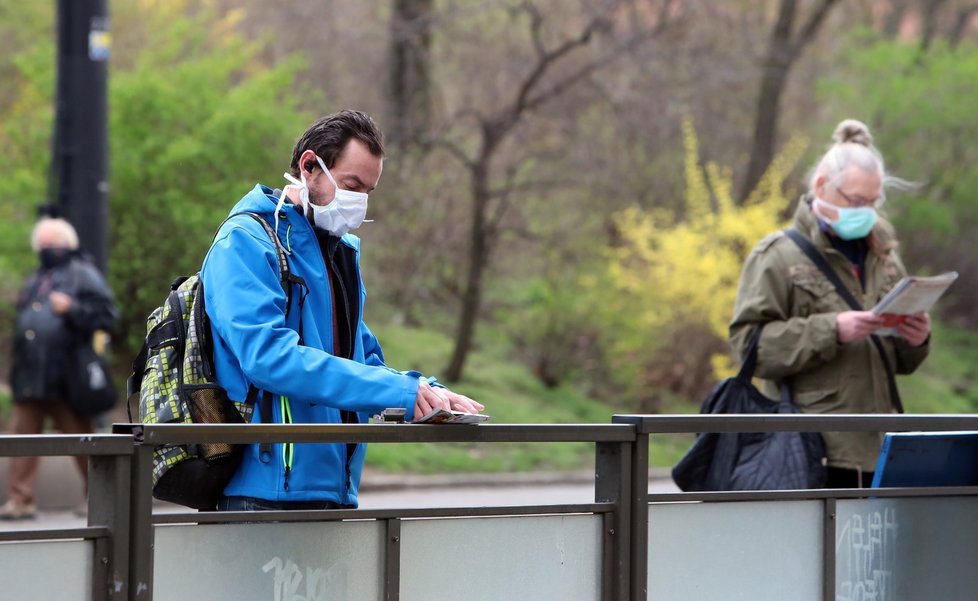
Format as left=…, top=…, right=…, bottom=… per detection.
left=38, top=247, right=72, bottom=269
left=814, top=196, right=877, bottom=240
left=278, top=155, right=369, bottom=237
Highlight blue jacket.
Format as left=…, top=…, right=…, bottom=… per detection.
left=201, top=184, right=421, bottom=506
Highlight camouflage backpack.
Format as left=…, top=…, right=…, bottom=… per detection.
left=128, top=212, right=296, bottom=510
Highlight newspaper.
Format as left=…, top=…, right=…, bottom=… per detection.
left=415, top=408, right=492, bottom=424
left=871, top=271, right=958, bottom=334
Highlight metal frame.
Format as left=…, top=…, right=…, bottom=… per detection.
left=0, top=434, right=133, bottom=601
left=617, top=413, right=978, bottom=601
left=4, top=415, right=978, bottom=601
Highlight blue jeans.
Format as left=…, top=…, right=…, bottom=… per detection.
left=217, top=496, right=354, bottom=511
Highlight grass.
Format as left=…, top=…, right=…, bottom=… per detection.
left=365, top=323, right=622, bottom=474
left=0, top=389, right=9, bottom=426
left=898, top=322, right=978, bottom=414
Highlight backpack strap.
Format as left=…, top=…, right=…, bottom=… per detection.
left=226, top=211, right=303, bottom=318
left=783, top=228, right=904, bottom=413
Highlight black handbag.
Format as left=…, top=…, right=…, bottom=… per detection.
left=672, top=325, right=827, bottom=491
left=66, top=335, right=118, bottom=417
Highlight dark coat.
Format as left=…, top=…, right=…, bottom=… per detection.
left=10, top=254, right=118, bottom=403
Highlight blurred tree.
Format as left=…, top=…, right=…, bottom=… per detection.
left=0, top=0, right=310, bottom=370
left=0, top=1, right=56, bottom=382
left=108, top=2, right=310, bottom=354
left=387, top=0, right=433, bottom=150
left=436, top=0, right=684, bottom=382
left=739, top=0, right=839, bottom=203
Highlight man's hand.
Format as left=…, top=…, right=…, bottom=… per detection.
left=49, top=291, right=73, bottom=315
left=412, top=381, right=485, bottom=422
left=896, top=311, right=931, bottom=347
left=836, top=310, right=884, bottom=344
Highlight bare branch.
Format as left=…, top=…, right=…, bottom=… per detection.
left=788, top=0, right=840, bottom=64
left=518, top=0, right=548, bottom=59
left=431, top=138, right=476, bottom=170
left=522, top=32, right=650, bottom=113
left=508, top=2, right=616, bottom=127
left=951, top=4, right=978, bottom=48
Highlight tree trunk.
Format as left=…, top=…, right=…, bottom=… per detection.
left=920, top=0, right=951, bottom=52
left=738, top=0, right=839, bottom=203
left=444, top=159, right=491, bottom=382
left=950, top=5, right=978, bottom=48
left=883, top=0, right=910, bottom=38
left=738, top=0, right=796, bottom=203
left=387, top=0, right=433, bottom=149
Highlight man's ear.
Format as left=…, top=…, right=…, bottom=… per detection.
left=300, top=149, right=319, bottom=177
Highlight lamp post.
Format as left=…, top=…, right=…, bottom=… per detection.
left=51, top=0, right=110, bottom=273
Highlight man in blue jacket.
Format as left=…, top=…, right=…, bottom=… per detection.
left=201, top=110, right=483, bottom=511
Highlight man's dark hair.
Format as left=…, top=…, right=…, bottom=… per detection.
left=290, top=110, right=385, bottom=178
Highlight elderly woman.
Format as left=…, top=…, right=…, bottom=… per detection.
left=2, top=218, right=118, bottom=519
left=729, top=119, right=931, bottom=489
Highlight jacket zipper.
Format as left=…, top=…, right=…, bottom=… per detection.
left=281, top=396, right=294, bottom=492
left=327, top=243, right=359, bottom=494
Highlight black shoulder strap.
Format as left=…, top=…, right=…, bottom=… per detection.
left=736, top=324, right=764, bottom=382
left=783, top=229, right=904, bottom=413
left=738, top=323, right=793, bottom=406
left=226, top=211, right=298, bottom=316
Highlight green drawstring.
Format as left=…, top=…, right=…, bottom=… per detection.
left=285, top=224, right=293, bottom=253
left=281, top=396, right=294, bottom=473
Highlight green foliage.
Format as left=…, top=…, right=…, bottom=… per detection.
left=900, top=322, right=978, bottom=414
left=108, top=5, right=311, bottom=353
left=0, top=2, right=313, bottom=365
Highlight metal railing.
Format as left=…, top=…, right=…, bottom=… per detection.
left=2, top=414, right=978, bottom=601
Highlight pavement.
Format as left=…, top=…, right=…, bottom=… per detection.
left=0, top=456, right=676, bottom=511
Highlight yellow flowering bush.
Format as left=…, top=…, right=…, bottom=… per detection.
left=605, top=117, right=807, bottom=404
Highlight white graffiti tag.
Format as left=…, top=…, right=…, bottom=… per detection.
left=836, top=507, right=898, bottom=601
left=262, top=556, right=347, bottom=601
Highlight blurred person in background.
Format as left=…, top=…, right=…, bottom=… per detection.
left=2, top=217, right=118, bottom=520
left=729, top=119, right=931, bottom=489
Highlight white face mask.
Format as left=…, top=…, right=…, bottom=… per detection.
left=279, top=155, right=370, bottom=237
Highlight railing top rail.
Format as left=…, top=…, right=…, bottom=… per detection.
left=123, top=422, right=636, bottom=445
left=614, top=413, right=978, bottom=434
left=0, top=433, right=134, bottom=457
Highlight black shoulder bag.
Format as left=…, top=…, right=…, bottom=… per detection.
left=671, top=325, right=827, bottom=491
left=783, top=229, right=904, bottom=413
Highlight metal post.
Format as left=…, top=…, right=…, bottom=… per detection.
left=385, top=518, right=402, bottom=601
left=53, top=0, right=110, bottom=272
left=89, top=453, right=132, bottom=601
left=128, top=442, right=155, bottom=601
left=596, top=440, right=633, bottom=601
left=823, top=497, right=837, bottom=601
left=629, top=432, right=649, bottom=601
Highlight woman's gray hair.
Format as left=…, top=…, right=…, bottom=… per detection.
left=30, top=217, right=80, bottom=252
left=807, top=119, right=914, bottom=204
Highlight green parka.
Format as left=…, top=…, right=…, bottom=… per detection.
left=729, top=197, right=930, bottom=472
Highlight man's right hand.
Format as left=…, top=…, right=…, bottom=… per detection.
left=836, top=310, right=885, bottom=344
left=413, top=380, right=451, bottom=421
left=412, top=380, right=485, bottom=421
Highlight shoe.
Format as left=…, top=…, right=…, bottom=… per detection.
left=0, top=500, right=37, bottom=520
